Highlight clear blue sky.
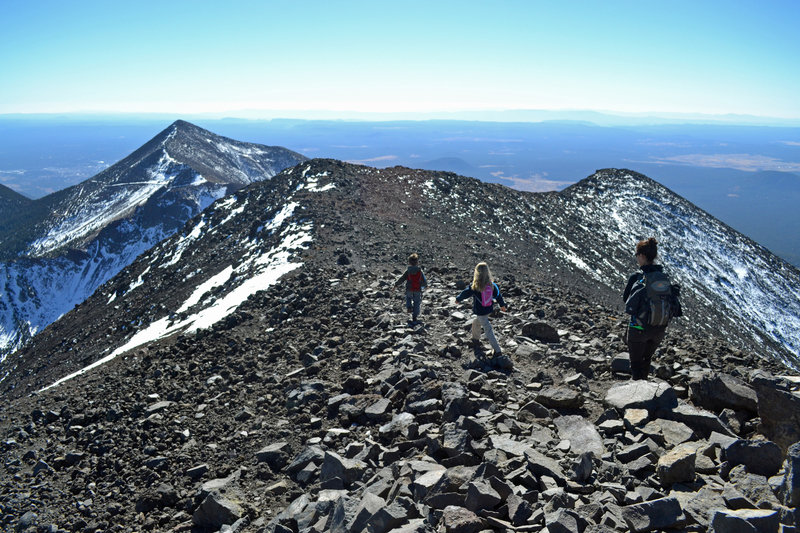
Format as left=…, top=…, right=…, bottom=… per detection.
left=1, top=0, right=799, bottom=119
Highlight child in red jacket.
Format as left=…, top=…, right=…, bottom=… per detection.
left=394, top=253, right=427, bottom=323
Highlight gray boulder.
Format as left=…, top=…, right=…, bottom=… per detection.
left=522, top=322, right=560, bottom=343
left=669, top=402, right=736, bottom=438
left=286, top=445, right=326, bottom=477
left=347, top=492, right=385, bottom=532
left=545, top=508, right=586, bottom=533
left=641, top=418, right=694, bottom=447
left=729, top=466, right=782, bottom=508
left=537, top=387, right=584, bottom=409
left=621, top=496, right=683, bottom=532
left=688, top=373, right=758, bottom=414
left=193, top=491, right=244, bottom=530
left=554, top=415, right=605, bottom=457
left=656, top=442, right=696, bottom=486
left=605, top=381, right=678, bottom=412
left=367, top=501, right=409, bottom=533
left=441, top=505, right=484, bottom=533
left=783, top=441, right=800, bottom=507
left=710, top=508, right=780, bottom=533
left=751, top=371, right=800, bottom=453
left=255, top=441, right=291, bottom=470
left=321, top=451, right=367, bottom=486
left=465, top=479, right=502, bottom=512
left=671, top=487, right=727, bottom=528
left=725, top=439, right=783, bottom=477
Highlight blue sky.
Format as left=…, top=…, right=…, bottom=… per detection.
left=1, top=0, right=799, bottom=119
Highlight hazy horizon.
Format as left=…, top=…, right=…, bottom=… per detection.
left=3, top=2, right=799, bottom=119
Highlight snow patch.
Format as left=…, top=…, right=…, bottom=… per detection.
left=39, top=221, right=313, bottom=392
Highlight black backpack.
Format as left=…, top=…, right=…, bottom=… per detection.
left=625, top=270, right=682, bottom=326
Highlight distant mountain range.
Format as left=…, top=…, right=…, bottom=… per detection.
left=0, top=120, right=306, bottom=356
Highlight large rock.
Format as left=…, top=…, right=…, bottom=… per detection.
left=442, top=382, right=475, bottom=422
left=751, top=370, right=800, bottom=453
left=347, top=492, right=386, bottom=533
left=671, top=487, right=727, bottom=528
left=725, top=439, right=783, bottom=477
left=256, top=441, right=291, bottom=470
left=545, top=508, right=586, bottom=533
left=669, top=403, right=736, bottom=438
left=320, top=451, right=367, bottom=486
left=367, top=501, right=409, bottom=533
left=605, top=382, right=677, bottom=412
left=688, top=373, right=758, bottom=414
left=192, top=492, right=244, bottom=530
left=656, top=442, right=696, bottom=486
left=441, top=505, right=484, bottom=533
left=522, top=322, right=560, bottom=343
left=537, top=387, right=584, bottom=409
left=641, top=418, right=694, bottom=447
left=525, top=448, right=566, bottom=481
left=464, top=480, right=502, bottom=512
left=784, top=441, right=800, bottom=507
left=554, top=415, right=605, bottom=457
left=621, top=496, right=683, bottom=532
left=286, top=446, right=326, bottom=477
left=729, top=467, right=783, bottom=509
left=710, top=508, right=780, bottom=533
left=411, top=469, right=446, bottom=500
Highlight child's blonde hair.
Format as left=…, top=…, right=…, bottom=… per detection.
left=471, top=262, right=492, bottom=291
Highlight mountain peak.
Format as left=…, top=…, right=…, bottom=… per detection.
left=0, top=123, right=307, bottom=357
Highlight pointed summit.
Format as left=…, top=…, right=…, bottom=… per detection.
left=0, top=122, right=306, bottom=356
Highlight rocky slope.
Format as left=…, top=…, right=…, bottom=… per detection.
left=1, top=160, right=799, bottom=532
left=0, top=121, right=306, bottom=357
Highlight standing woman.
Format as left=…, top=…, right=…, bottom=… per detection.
left=457, top=262, right=507, bottom=356
left=623, top=237, right=670, bottom=380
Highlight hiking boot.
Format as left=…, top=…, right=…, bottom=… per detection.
left=494, top=355, right=513, bottom=370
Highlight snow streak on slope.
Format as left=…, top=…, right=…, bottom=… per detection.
left=39, top=169, right=331, bottom=391
left=0, top=184, right=226, bottom=362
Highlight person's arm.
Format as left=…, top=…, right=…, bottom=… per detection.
left=421, top=271, right=428, bottom=290
left=622, top=272, right=641, bottom=301
left=456, top=287, right=472, bottom=302
left=394, top=269, right=409, bottom=288
left=494, top=283, right=507, bottom=310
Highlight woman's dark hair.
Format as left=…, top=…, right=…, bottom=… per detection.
left=636, top=237, right=658, bottom=262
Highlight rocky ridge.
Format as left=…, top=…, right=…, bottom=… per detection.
left=1, top=160, right=799, bottom=532
left=1, top=263, right=798, bottom=532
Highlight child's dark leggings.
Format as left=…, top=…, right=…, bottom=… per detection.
left=627, top=326, right=667, bottom=380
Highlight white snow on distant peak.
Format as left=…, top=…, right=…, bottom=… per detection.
left=28, top=152, right=185, bottom=256
left=215, top=141, right=271, bottom=158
